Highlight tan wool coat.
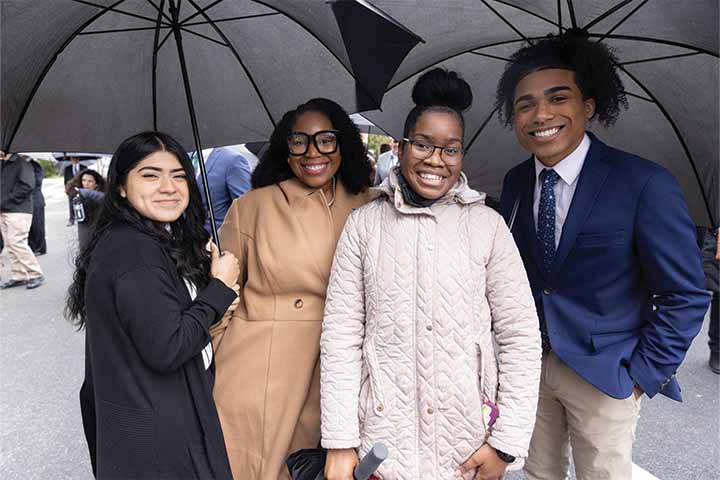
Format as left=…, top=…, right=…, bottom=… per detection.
left=211, top=177, right=371, bottom=480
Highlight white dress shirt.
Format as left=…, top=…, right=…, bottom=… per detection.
left=533, top=134, right=591, bottom=248
left=375, top=150, right=398, bottom=185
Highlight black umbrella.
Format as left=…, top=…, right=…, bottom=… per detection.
left=2, top=0, right=422, bottom=244
left=361, top=0, right=718, bottom=228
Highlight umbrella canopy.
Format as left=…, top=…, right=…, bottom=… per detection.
left=2, top=0, right=422, bottom=153
left=362, top=0, right=718, bottom=227
left=350, top=113, right=389, bottom=136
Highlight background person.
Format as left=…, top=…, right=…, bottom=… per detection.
left=0, top=151, right=44, bottom=289
left=702, top=227, right=719, bottom=374
left=321, top=69, right=541, bottom=480
left=496, top=34, right=709, bottom=479
left=65, top=131, right=239, bottom=479
left=374, top=138, right=399, bottom=185
left=197, top=146, right=252, bottom=235
left=27, top=158, right=47, bottom=255
left=64, top=156, right=87, bottom=226
left=66, top=169, right=107, bottom=251
left=209, top=98, right=374, bottom=480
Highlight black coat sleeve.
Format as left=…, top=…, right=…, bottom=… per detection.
left=10, top=161, right=35, bottom=204
left=115, top=267, right=237, bottom=373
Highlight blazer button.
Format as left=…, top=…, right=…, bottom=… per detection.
left=543, top=287, right=553, bottom=295
left=294, top=299, right=304, bottom=309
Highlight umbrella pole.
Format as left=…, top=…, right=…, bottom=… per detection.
left=168, top=0, right=221, bottom=249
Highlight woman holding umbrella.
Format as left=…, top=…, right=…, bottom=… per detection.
left=65, top=131, right=239, bottom=479
left=210, top=98, right=375, bottom=480
left=320, top=69, right=542, bottom=480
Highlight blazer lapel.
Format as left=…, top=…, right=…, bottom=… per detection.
left=550, top=137, right=612, bottom=281
left=516, top=160, right=544, bottom=275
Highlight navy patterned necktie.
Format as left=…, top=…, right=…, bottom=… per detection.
left=537, top=169, right=560, bottom=274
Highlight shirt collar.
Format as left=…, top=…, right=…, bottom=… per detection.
left=534, top=133, right=590, bottom=187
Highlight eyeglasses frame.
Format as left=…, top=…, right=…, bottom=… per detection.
left=287, top=129, right=340, bottom=156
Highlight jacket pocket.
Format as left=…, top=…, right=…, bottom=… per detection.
left=575, top=231, right=625, bottom=248
left=364, top=339, right=386, bottom=417
left=97, top=399, right=157, bottom=477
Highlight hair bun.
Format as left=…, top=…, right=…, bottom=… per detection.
left=411, top=68, right=473, bottom=112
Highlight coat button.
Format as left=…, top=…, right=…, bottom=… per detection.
left=543, top=287, right=553, bottom=295
left=294, top=299, right=304, bottom=309
left=426, top=325, right=433, bottom=331
left=375, top=404, right=384, bottom=412
left=427, top=407, right=434, bottom=414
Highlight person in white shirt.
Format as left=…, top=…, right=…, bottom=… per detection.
left=374, top=138, right=399, bottom=185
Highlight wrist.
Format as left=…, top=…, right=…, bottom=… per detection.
left=495, top=448, right=515, bottom=464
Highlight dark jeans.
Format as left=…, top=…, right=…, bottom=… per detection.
left=709, top=292, right=719, bottom=353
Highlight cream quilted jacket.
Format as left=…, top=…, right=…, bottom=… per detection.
left=320, top=171, right=541, bottom=479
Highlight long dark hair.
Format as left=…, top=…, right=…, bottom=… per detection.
left=251, top=98, right=373, bottom=194
left=65, top=169, right=107, bottom=194
left=65, top=131, right=211, bottom=327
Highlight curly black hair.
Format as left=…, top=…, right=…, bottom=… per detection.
left=65, top=131, right=211, bottom=328
left=65, top=169, right=107, bottom=194
left=251, top=98, right=373, bottom=194
left=495, top=33, right=628, bottom=128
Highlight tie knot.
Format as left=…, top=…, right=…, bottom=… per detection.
left=541, top=168, right=559, bottom=186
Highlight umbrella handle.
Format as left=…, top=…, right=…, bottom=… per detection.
left=313, top=443, right=388, bottom=480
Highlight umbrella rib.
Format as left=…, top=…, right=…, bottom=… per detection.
left=594, top=0, right=649, bottom=44
left=157, top=29, right=174, bottom=52
left=557, top=0, right=563, bottom=34
left=144, top=0, right=173, bottom=23
left=182, top=12, right=281, bottom=28
left=152, top=0, right=166, bottom=131
left=184, top=0, right=277, bottom=128
left=178, top=27, right=230, bottom=47
left=622, top=91, right=653, bottom=103
left=5, top=0, right=131, bottom=151
left=583, top=0, right=633, bottom=31
left=480, top=0, right=532, bottom=44
left=588, top=33, right=718, bottom=58
left=78, top=25, right=168, bottom=35
left=621, top=52, right=702, bottom=66
left=179, top=0, right=225, bottom=26
left=489, top=0, right=560, bottom=29
left=69, top=0, right=170, bottom=25
left=465, top=107, right=500, bottom=152
left=618, top=64, right=715, bottom=227
left=252, top=0, right=381, bottom=107
left=469, top=51, right=512, bottom=62
left=565, top=0, right=578, bottom=29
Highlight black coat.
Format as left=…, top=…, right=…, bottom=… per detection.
left=0, top=154, right=34, bottom=213
left=82, top=222, right=236, bottom=479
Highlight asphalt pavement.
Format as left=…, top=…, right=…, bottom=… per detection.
left=0, top=178, right=718, bottom=479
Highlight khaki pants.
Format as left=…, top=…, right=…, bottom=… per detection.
left=0, top=212, right=43, bottom=281
left=524, top=352, right=641, bottom=480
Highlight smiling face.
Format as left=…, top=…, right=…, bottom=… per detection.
left=287, top=111, right=341, bottom=191
left=120, top=150, right=189, bottom=223
left=81, top=173, right=98, bottom=190
left=512, top=68, right=595, bottom=167
left=400, top=110, right=463, bottom=200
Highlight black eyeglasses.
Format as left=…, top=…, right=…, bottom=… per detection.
left=402, top=138, right=464, bottom=165
left=287, top=130, right=340, bottom=156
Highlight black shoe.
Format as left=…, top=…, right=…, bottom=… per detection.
left=66, top=220, right=75, bottom=227
left=1, top=278, right=29, bottom=289
left=710, top=352, right=720, bottom=375
left=33, top=250, right=46, bottom=256
left=25, top=276, right=44, bottom=289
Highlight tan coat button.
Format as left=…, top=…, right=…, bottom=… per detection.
left=294, top=299, right=304, bottom=309
left=375, top=404, right=384, bottom=412
left=427, top=407, right=434, bottom=414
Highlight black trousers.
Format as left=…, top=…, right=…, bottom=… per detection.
left=28, top=204, right=46, bottom=254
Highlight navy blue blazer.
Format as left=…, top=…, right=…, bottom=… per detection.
left=500, top=134, right=710, bottom=401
